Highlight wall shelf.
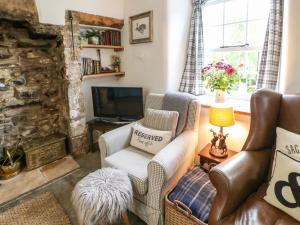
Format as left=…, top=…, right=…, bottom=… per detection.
left=81, top=44, right=124, bottom=51
left=82, top=72, right=125, bottom=80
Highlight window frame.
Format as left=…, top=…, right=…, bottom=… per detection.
left=202, top=0, right=269, bottom=100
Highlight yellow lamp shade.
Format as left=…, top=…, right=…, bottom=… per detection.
left=209, top=106, right=235, bottom=127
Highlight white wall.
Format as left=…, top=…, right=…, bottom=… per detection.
left=280, top=0, right=300, bottom=94
left=166, top=0, right=191, bottom=92
left=35, top=0, right=124, bottom=25
left=121, top=0, right=168, bottom=94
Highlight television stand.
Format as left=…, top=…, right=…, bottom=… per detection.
left=87, top=119, right=132, bottom=152
left=97, top=117, right=132, bottom=125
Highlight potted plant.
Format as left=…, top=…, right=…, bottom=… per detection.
left=111, top=55, right=121, bottom=72
left=0, top=137, right=23, bottom=180
left=201, top=60, right=239, bottom=103
left=80, top=32, right=88, bottom=45
left=86, top=29, right=99, bottom=45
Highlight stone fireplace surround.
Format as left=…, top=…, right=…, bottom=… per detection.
left=0, top=0, right=88, bottom=156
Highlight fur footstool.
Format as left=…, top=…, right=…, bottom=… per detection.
left=72, top=168, right=133, bottom=225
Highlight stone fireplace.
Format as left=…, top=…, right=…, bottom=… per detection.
left=0, top=0, right=88, bottom=156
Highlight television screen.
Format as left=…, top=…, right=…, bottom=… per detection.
left=92, top=87, right=144, bottom=120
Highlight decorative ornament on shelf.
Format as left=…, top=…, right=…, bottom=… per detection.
left=209, top=105, right=235, bottom=158
left=111, top=55, right=121, bottom=72
left=201, top=60, right=239, bottom=103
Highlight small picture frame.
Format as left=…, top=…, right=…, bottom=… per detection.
left=129, top=11, right=153, bottom=44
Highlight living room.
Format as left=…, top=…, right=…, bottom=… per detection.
left=0, top=0, right=299, bottom=225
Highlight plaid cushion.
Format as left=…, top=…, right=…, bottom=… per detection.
left=168, top=167, right=216, bottom=222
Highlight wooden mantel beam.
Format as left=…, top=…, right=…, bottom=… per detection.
left=71, top=11, right=124, bottom=29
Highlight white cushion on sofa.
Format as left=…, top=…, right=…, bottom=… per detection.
left=104, top=146, right=153, bottom=195
left=264, top=150, right=300, bottom=222
left=276, top=127, right=300, bottom=159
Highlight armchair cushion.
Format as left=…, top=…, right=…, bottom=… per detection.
left=143, top=108, right=179, bottom=138
left=104, top=146, right=153, bottom=195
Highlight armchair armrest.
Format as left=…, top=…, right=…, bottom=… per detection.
left=98, top=122, right=135, bottom=166
left=208, top=150, right=272, bottom=225
left=146, top=130, right=197, bottom=209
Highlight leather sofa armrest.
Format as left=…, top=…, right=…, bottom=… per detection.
left=242, top=89, right=281, bottom=151
left=208, top=150, right=272, bottom=225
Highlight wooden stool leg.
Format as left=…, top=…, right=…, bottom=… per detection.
left=122, top=211, right=131, bottom=225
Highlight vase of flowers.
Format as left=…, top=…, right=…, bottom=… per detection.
left=201, top=60, right=238, bottom=103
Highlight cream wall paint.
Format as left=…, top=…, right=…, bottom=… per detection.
left=35, top=0, right=124, bottom=25
left=166, top=0, right=191, bottom=92
left=280, top=0, right=300, bottom=94
left=121, top=0, right=168, bottom=94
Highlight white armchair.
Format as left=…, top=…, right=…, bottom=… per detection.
left=98, top=93, right=201, bottom=225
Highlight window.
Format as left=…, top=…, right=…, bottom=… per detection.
left=203, top=0, right=270, bottom=98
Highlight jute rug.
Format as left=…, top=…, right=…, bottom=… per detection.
left=0, top=192, right=71, bottom=225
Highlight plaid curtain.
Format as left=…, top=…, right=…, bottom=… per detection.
left=257, top=0, right=284, bottom=90
left=179, top=0, right=208, bottom=95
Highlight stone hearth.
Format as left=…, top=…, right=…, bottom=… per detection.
left=0, top=19, right=67, bottom=145
left=0, top=0, right=88, bottom=155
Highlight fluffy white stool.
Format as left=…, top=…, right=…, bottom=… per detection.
left=72, top=168, right=133, bottom=225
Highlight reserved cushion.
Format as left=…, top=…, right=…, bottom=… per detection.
left=264, top=150, right=300, bottom=222
left=130, top=123, right=172, bottom=154
left=143, top=108, right=179, bottom=138
left=104, top=146, right=153, bottom=195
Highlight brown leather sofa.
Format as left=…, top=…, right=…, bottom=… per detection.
left=208, top=89, right=300, bottom=225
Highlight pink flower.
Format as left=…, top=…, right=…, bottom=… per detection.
left=226, top=67, right=235, bottom=76
left=202, top=65, right=211, bottom=73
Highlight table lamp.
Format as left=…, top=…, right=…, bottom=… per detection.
left=209, top=105, right=235, bottom=158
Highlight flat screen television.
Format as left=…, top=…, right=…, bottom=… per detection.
left=92, top=87, right=144, bottom=122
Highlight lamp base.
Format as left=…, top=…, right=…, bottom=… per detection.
left=209, top=147, right=228, bottom=158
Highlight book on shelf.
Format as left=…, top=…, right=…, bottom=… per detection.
left=81, top=57, right=101, bottom=75
left=99, top=30, right=121, bottom=46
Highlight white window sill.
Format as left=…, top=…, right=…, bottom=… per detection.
left=197, top=95, right=251, bottom=114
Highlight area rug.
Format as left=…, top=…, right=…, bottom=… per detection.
left=0, top=192, right=71, bottom=225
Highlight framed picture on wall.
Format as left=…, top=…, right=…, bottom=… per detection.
left=129, top=11, right=153, bottom=44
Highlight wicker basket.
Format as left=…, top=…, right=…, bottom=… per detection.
left=165, top=194, right=207, bottom=225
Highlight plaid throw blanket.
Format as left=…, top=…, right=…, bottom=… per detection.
left=162, top=92, right=195, bottom=136
left=168, top=167, right=216, bottom=223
